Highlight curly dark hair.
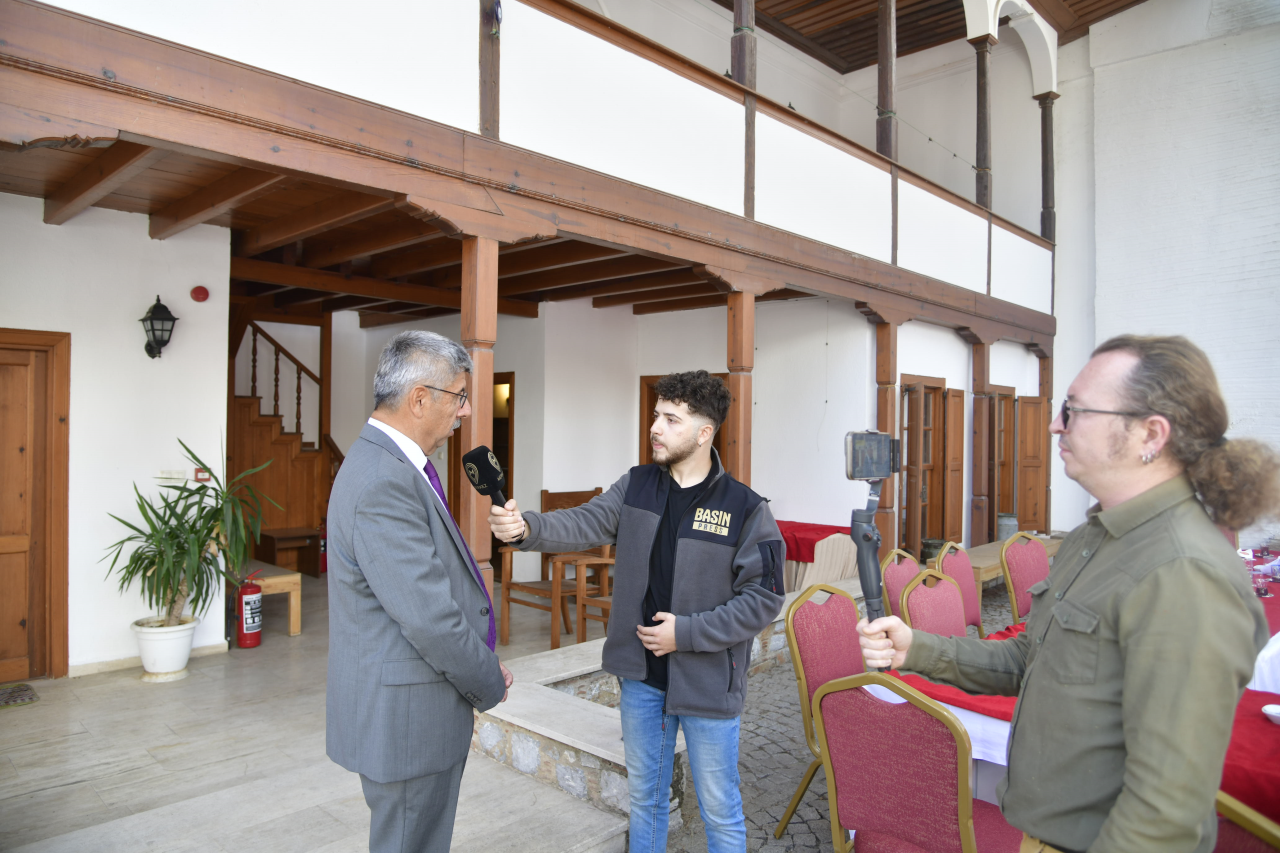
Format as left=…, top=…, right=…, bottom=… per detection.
left=654, top=370, right=731, bottom=430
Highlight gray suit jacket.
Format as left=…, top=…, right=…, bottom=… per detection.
left=326, top=424, right=506, bottom=783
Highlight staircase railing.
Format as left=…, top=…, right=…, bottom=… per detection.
left=247, top=322, right=321, bottom=443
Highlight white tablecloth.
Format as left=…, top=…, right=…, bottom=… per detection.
left=1248, top=631, right=1280, bottom=693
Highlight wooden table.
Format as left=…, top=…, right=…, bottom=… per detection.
left=256, top=527, right=321, bottom=578
left=244, top=559, right=302, bottom=636
left=958, top=535, right=1062, bottom=588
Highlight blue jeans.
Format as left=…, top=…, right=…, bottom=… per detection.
left=620, top=678, right=746, bottom=853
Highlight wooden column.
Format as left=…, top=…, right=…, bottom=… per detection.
left=460, top=236, right=499, bottom=594
left=1036, top=92, right=1059, bottom=242
left=319, top=312, right=332, bottom=440
left=1038, top=353, right=1053, bottom=532
left=724, top=291, right=755, bottom=485
left=970, top=339, right=991, bottom=545
left=480, top=0, right=501, bottom=140
left=971, top=35, right=997, bottom=210
left=732, top=0, right=757, bottom=219
left=874, top=320, right=900, bottom=561
left=876, top=0, right=898, bottom=159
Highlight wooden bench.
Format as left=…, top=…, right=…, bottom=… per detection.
left=256, top=527, right=321, bottom=578
left=245, top=559, right=302, bottom=636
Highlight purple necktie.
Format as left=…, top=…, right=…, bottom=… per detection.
left=423, top=460, right=496, bottom=651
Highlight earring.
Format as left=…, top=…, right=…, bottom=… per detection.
left=1142, top=451, right=1155, bottom=464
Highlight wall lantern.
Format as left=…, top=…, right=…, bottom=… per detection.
left=140, top=295, right=178, bottom=359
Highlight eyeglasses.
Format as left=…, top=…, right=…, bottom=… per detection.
left=1058, top=400, right=1145, bottom=429
left=422, top=384, right=468, bottom=408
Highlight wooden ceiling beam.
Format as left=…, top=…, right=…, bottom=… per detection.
left=238, top=192, right=404, bottom=257
left=370, top=238, right=464, bottom=279
left=498, top=241, right=628, bottom=278
left=632, top=288, right=809, bottom=315
left=272, top=288, right=331, bottom=307
left=359, top=307, right=460, bottom=329
left=44, top=140, right=166, bottom=225
left=499, top=255, right=680, bottom=297
left=592, top=283, right=719, bottom=308
left=709, top=0, right=853, bottom=73
left=542, top=268, right=707, bottom=302
left=319, top=294, right=392, bottom=313
left=230, top=257, right=537, bottom=317
left=1024, top=0, right=1079, bottom=31
left=149, top=167, right=286, bottom=240
left=303, top=218, right=442, bottom=269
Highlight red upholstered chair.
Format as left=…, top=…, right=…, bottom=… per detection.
left=880, top=550, right=921, bottom=619
left=1214, top=791, right=1280, bottom=852
left=936, top=542, right=984, bottom=638
left=900, top=571, right=968, bottom=639
left=999, top=533, right=1050, bottom=624
left=811, top=673, right=1022, bottom=853
left=775, top=584, right=866, bottom=840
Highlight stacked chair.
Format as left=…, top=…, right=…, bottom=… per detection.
left=999, top=532, right=1051, bottom=624
left=1214, top=791, right=1280, bottom=852
left=935, top=542, right=986, bottom=638
left=879, top=550, right=921, bottom=619
left=898, top=571, right=968, bottom=638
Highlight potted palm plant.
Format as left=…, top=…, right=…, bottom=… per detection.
left=104, top=440, right=274, bottom=681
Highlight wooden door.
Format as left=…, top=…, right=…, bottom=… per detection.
left=0, top=330, right=69, bottom=680
left=900, top=383, right=925, bottom=558
left=490, top=372, right=514, bottom=557
left=1017, top=396, right=1048, bottom=533
left=639, top=374, right=727, bottom=467
left=942, top=388, right=965, bottom=544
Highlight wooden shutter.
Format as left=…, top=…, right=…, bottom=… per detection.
left=943, top=389, right=965, bottom=544
left=1017, top=396, right=1048, bottom=533
left=903, top=383, right=925, bottom=558
left=0, top=349, right=37, bottom=682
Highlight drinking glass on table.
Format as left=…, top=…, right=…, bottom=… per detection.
left=1253, top=571, right=1272, bottom=597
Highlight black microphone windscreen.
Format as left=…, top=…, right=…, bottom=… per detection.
left=462, top=445, right=506, bottom=499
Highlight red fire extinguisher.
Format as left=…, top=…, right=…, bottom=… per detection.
left=236, top=580, right=263, bottom=648
left=319, top=519, right=328, bottom=574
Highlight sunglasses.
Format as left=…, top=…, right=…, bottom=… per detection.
left=1058, top=400, right=1145, bottom=429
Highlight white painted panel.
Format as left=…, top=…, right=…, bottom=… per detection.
left=897, top=181, right=989, bottom=294
left=991, top=224, right=1053, bottom=314
left=755, top=114, right=892, bottom=261
left=990, top=340, right=1042, bottom=398
left=45, top=0, right=479, bottom=132
left=503, top=1, right=745, bottom=215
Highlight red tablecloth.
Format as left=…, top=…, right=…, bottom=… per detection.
left=776, top=520, right=848, bottom=564
left=888, top=622, right=1280, bottom=822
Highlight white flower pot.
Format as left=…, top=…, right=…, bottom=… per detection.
left=131, top=615, right=199, bottom=682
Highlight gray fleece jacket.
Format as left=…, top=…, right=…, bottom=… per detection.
left=517, top=452, right=785, bottom=718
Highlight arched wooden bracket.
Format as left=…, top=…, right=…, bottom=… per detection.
left=0, top=103, right=117, bottom=152
left=693, top=264, right=784, bottom=295
left=956, top=323, right=1001, bottom=345
left=404, top=194, right=555, bottom=245
left=855, top=301, right=912, bottom=327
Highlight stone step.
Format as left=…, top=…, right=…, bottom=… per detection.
left=11, top=752, right=626, bottom=853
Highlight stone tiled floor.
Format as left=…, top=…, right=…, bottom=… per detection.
left=669, top=581, right=1020, bottom=853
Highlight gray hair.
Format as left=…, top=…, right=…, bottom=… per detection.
left=373, top=331, right=472, bottom=410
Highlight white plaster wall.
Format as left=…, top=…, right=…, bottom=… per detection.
left=45, top=0, right=479, bottom=133
left=991, top=224, right=1053, bottom=314
left=1090, top=0, right=1280, bottom=546
left=233, top=323, right=321, bottom=447
left=898, top=320, right=974, bottom=544
left=897, top=182, right=989, bottom=294
left=637, top=305, right=726, bottom=377
left=1047, top=37, right=1096, bottom=532
left=0, top=194, right=230, bottom=667
left=752, top=300, right=876, bottom=527
left=329, top=310, right=368, bottom=456
left=990, top=341, right=1041, bottom=397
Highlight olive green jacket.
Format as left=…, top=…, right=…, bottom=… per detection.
left=904, top=475, right=1268, bottom=853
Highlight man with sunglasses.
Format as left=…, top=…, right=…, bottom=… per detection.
left=326, top=330, right=513, bottom=853
left=859, top=336, right=1271, bottom=853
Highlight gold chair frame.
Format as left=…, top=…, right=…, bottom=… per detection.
left=898, top=569, right=965, bottom=632
left=936, top=540, right=985, bottom=638
left=773, top=583, right=865, bottom=840
left=1217, top=790, right=1280, bottom=850
left=999, top=531, right=1048, bottom=624
left=812, top=673, right=980, bottom=853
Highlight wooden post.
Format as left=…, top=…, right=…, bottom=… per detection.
left=732, top=0, right=757, bottom=219
left=480, top=0, right=501, bottom=140
left=971, top=35, right=997, bottom=210
left=1038, top=353, right=1053, bottom=532
left=460, top=236, right=499, bottom=595
left=970, top=340, right=991, bottom=545
left=320, top=312, right=332, bottom=439
left=876, top=0, right=898, bottom=160
left=1036, top=92, right=1059, bottom=242
left=874, top=320, right=899, bottom=561
left=724, top=291, right=754, bottom=485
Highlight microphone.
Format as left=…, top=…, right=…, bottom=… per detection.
left=461, top=445, right=507, bottom=506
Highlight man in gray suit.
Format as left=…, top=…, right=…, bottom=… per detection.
left=327, top=330, right=512, bottom=853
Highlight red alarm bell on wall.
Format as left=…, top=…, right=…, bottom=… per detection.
left=190, top=286, right=209, bottom=303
